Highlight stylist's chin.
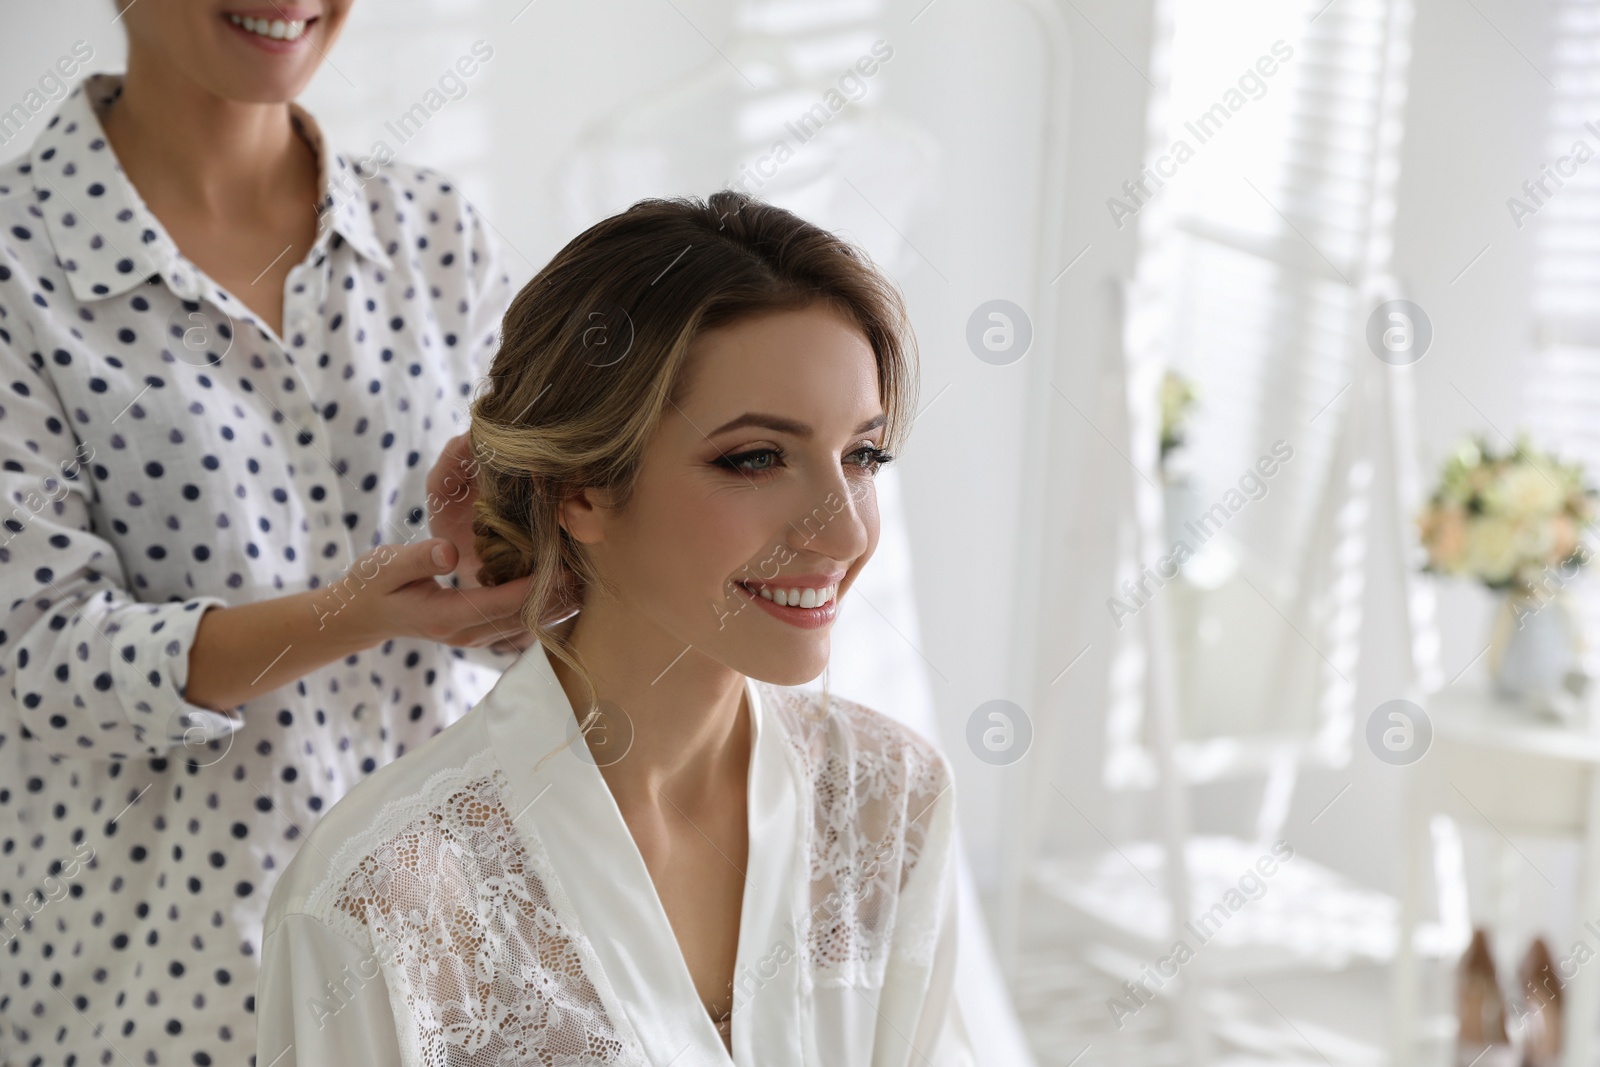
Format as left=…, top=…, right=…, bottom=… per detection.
left=114, top=0, right=355, bottom=103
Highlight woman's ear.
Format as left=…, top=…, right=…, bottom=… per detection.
left=557, top=487, right=612, bottom=546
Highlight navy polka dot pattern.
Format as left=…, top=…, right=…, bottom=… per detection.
left=0, top=73, right=517, bottom=1065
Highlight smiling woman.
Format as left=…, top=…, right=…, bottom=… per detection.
left=469, top=199, right=916, bottom=706
left=254, top=191, right=978, bottom=1066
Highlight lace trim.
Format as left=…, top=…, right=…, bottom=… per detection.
left=304, top=748, right=646, bottom=1066
left=762, top=684, right=951, bottom=982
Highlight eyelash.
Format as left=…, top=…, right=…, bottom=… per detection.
left=714, top=444, right=895, bottom=479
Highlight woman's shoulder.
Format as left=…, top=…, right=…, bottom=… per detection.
left=754, top=681, right=954, bottom=811
left=263, top=702, right=498, bottom=938
left=754, top=682, right=958, bottom=975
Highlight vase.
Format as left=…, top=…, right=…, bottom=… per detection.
left=1484, top=588, right=1585, bottom=714
left=1161, top=471, right=1202, bottom=551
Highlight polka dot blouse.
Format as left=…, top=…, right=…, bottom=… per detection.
left=0, top=72, right=518, bottom=1065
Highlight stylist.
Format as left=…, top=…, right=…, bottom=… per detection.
left=0, top=3, right=564, bottom=1063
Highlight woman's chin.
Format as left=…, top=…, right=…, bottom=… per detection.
left=737, top=647, right=830, bottom=689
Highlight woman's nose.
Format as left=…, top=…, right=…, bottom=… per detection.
left=786, top=472, right=872, bottom=563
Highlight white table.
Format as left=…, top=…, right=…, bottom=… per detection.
left=1392, top=683, right=1600, bottom=1065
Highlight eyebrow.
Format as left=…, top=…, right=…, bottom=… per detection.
left=708, top=412, right=887, bottom=438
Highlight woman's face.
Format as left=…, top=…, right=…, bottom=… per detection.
left=568, top=302, right=888, bottom=687
left=119, top=0, right=355, bottom=103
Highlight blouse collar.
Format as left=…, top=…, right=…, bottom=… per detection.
left=483, top=643, right=804, bottom=1066
left=30, top=71, right=393, bottom=305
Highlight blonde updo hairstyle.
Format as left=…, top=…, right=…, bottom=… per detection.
left=468, top=190, right=918, bottom=723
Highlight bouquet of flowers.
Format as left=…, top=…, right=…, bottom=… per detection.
left=1159, top=368, right=1197, bottom=468
left=1416, top=434, right=1597, bottom=592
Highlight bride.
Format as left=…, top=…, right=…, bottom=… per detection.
left=254, top=189, right=974, bottom=1066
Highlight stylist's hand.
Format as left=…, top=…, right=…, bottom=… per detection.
left=426, top=432, right=488, bottom=589
left=423, top=433, right=579, bottom=652
left=338, top=539, right=537, bottom=649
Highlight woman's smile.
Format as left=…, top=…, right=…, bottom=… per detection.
left=223, top=8, right=320, bottom=52
left=732, top=573, right=845, bottom=630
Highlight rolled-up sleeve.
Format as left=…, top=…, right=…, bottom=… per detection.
left=0, top=314, right=234, bottom=761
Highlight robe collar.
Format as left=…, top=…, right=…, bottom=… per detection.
left=484, top=643, right=804, bottom=1066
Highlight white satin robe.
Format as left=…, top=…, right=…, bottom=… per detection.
left=255, top=641, right=977, bottom=1066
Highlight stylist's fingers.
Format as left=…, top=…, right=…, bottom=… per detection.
left=352, top=538, right=574, bottom=646
left=448, top=571, right=538, bottom=620
left=450, top=616, right=532, bottom=648
left=489, top=632, right=542, bottom=655
left=356, top=538, right=457, bottom=594
left=427, top=433, right=477, bottom=502
left=426, top=434, right=490, bottom=589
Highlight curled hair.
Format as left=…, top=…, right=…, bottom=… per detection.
left=469, top=189, right=918, bottom=721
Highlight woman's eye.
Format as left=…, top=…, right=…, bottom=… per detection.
left=850, top=446, right=895, bottom=474
left=714, top=445, right=894, bottom=477
left=716, top=448, right=783, bottom=475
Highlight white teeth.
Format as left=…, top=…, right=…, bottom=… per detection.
left=748, top=583, right=836, bottom=608
left=228, top=13, right=308, bottom=41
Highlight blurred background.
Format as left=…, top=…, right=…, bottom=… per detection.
left=6, top=0, right=1600, bottom=1063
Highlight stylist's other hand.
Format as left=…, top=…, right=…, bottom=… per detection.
left=426, top=432, right=487, bottom=588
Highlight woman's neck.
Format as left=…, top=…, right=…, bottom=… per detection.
left=99, top=53, right=315, bottom=225
left=550, top=599, right=752, bottom=810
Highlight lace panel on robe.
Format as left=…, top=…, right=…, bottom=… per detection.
left=304, top=749, right=646, bottom=1067
left=763, top=685, right=952, bottom=986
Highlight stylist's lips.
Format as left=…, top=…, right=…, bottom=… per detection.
left=224, top=9, right=318, bottom=51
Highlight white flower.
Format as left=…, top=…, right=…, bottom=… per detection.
left=1464, top=515, right=1521, bottom=585
left=1486, top=464, right=1565, bottom=519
